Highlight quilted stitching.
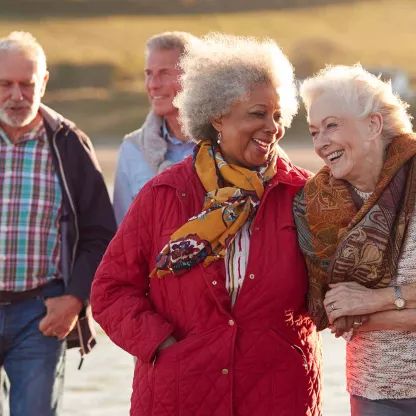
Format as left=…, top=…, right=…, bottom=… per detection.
left=92, top=158, right=322, bottom=416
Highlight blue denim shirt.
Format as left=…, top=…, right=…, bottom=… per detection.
left=113, top=118, right=194, bottom=226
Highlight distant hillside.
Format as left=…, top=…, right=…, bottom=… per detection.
left=1, top=0, right=413, bottom=141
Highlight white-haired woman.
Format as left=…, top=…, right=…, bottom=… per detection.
left=294, top=64, right=416, bottom=415
left=92, top=33, right=322, bottom=416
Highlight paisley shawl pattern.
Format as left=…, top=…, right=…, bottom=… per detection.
left=294, top=134, right=416, bottom=330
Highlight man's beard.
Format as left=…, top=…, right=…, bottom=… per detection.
left=0, top=100, right=38, bottom=128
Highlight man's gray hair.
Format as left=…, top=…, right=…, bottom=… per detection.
left=0, top=31, right=47, bottom=77
left=173, top=32, right=298, bottom=142
left=300, top=64, right=413, bottom=143
left=146, top=31, right=198, bottom=56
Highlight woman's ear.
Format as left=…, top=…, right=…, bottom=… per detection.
left=369, top=112, right=383, bottom=138
left=211, top=116, right=223, bottom=132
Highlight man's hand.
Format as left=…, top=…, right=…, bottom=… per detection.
left=39, top=295, right=83, bottom=340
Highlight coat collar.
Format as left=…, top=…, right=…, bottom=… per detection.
left=152, top=153, right=311, bottom=192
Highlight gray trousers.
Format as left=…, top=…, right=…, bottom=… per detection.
left=351, top=395, right=416, bottom=416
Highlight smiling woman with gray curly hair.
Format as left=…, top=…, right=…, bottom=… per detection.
left=92, top=32, right=323, bottom=416
left=174, top=32, right=299, bottom=142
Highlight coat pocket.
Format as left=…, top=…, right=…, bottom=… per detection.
left=268, top=328, right=309, bottom=416
left=148, top=335, right=208, bottom=416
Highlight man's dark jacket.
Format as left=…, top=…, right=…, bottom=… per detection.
left=41, top=104, right=116, bottom=354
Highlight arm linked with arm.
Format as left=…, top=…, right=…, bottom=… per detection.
left=358, top=309, right=416, bottom=332
left=325, top=281, right=416, bottom=324
left=363, top=283, right=416, bottom=311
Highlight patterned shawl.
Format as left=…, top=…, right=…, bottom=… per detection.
left=150, top=139, right=278, bottom=278
left=293, top=133, right=416, bottom=330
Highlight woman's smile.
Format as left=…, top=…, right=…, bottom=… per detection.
left=326, top=149, right=345, bottom=164
left=252, top=137, right=274, bottom=154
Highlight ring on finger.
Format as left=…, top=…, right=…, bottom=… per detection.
left=330, top=303, right=337, bottom=311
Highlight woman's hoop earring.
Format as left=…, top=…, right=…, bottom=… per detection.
left=217, top=131, right=222, bottom=144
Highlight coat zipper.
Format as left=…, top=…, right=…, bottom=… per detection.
left=53, top=126, right=94, bottom=370
left=52, top=125, right=79, bottom=273
left=76, top=320, right=85, bottom=369
left=52, top=126, right=84, bottom=368
left=290, top=343, right=309, bottom=371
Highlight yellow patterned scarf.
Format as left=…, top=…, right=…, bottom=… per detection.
left=150, top=139, right=277, bottom=278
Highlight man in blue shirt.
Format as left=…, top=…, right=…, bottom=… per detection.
left=113, top=32, right=198, bottom=225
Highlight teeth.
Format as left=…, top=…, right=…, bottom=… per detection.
left=253, top=138, right=270, bottom=149
left=328, top=150, right=344, bottom=161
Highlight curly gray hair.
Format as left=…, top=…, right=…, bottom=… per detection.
left=173, top=32, right=298, bottom=142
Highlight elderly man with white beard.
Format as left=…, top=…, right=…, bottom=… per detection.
left=0, top=31, right=116, bottom=416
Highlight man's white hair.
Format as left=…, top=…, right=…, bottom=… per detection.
left=300, top=64, right=413, bottom=143
left=146, top=31, right=199, bottom=57
left=173, top=32, right=298, bottom=142
left=0, top=31, right=47, bottom=77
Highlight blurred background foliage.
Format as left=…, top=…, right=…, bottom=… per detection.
left=1, top=0, right=414, bottom=142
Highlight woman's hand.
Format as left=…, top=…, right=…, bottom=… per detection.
left=330, top=315, right=368, bottom=337
left=324, top=281, right=380, bottom=324
left=358, top=309, right=416, bottom=332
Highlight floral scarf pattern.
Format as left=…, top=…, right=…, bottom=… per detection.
left=293, top=134, right=416, bottom=330
left=150, top=139, right=278, bottom=278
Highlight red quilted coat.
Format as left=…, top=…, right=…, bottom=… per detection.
left=91, top=155, right=322, bottom=416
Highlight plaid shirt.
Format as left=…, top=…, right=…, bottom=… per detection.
left=0, top=120, right=62, bottom=292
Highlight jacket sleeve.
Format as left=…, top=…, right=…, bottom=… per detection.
left=113, top=146, right=133, bottom=227
left=91, top=182, right=174, bottom=361
left=113, top=140, right=155, bottom=227
left=66, top=130, right=117, bottom=303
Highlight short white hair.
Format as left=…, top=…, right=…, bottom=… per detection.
left=0, top=31, right=47, bottom=77
left=300, top=64, right=413, bottom=143
left=146, top=31, right=198, bottom=56
left=173, top=32, right=298, bottom=142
